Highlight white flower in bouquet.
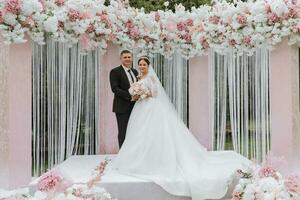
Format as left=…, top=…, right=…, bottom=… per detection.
left=44, top=16, right=58, bottom=33
left=250, top=0, right=267, bottom=16
left=129, top=82, right=150, bottom=100
left=258, top=177, right=280, bottom=192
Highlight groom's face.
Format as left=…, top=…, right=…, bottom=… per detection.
left=121, top=53, right=132, bottom=68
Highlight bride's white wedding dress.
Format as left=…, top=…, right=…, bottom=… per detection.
left=111, top=66, right=250, bottom=200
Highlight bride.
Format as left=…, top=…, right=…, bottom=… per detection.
left=111, top=56, right=251, bottom=200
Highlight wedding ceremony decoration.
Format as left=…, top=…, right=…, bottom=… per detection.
left=0, top=0, right=299, bottom=58
left=232, top=154, right=300, bottom=200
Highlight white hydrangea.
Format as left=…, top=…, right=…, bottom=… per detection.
left=44, top=16, right=59, bottom=33
left=4, top=13, right=18, bottom=26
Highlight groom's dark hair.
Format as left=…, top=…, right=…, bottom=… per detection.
left=120, top=50, right=132, bottom=56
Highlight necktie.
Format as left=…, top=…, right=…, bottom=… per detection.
left=128, top=69, right=135, bottom=83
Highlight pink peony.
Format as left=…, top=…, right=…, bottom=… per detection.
left=4, top=0, right=20, bottom=15
left=209, top=15, right=220, bottom=24
left=285, top=175, right=300, bottom=194
left=37, top=169, right=67, bottom=192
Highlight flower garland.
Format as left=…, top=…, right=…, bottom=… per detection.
left=233, top=155, right=300, bottom=200
left=0, top=0, right=299, bottom=58
left=1, top=159, right=113, bottom=200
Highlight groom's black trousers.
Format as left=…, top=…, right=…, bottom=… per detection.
left=116, top=110, right=132, bottom=148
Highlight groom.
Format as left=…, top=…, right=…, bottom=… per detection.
left=109, top=50, right=139, bottom=148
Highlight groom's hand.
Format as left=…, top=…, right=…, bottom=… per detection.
left=131, top=95, right=140, bottom=101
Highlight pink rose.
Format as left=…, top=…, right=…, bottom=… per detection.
left=58, top=21, right=64, bottom=30
left=86, top=24, right=95, bottom=33
left=229, top=39, right=236, bottom=47
left=4, top=0, right=20, bottom=15
left=37, top=169, right=71, bottom=192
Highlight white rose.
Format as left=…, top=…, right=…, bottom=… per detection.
left=21, top=0, right=43, bottom=16
left=251, top=1, right=267, bottom=15
left=44, top=16, right=58, bottom=33
left=258, top=177, right=279, bottom=192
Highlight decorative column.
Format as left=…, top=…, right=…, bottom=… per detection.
left=270, top=40, right=300, bottom=171
left=0, top=40, right=32, bottom=189
left=189, top=55, right=211, bottom=149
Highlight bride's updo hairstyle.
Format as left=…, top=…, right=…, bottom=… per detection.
left=138, top=56, right=150, bottom=66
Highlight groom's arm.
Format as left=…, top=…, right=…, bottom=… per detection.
left=110, top=69, right=131, bottom=101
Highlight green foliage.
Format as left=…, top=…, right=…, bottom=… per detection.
left=130, top=0, right=212, bottom=12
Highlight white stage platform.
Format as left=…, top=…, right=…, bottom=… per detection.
left=30, top=155, right=235, bottom=200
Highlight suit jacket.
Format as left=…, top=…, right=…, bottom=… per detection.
left=109, top=65, right=138, bottom=113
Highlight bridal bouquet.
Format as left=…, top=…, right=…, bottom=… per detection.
left=129, top=82, right=150, bottom=100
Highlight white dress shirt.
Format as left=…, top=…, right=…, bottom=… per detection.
left=122, top=65, right=137, bottom=85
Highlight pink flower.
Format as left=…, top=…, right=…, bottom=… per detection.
left=177, top=21, right=187, bottom=31
left=209, top=15, right=220, bottom=24
left=55, top=0, right=65, bottom=6
left=229, top=39, right=236, bottom=47
left=99, top=13, right=112, bottom=28
left=4, top=0, right=21, bottom=15
left=182, top=33, right=192, bottom=43
left=258, top=166, right=279, bottom=179
left=285, top=175, right=300, bottom=194
left=86, top=24, right=95, bottom=33
left=267, top=12, right=279, bottom=25
left=186, top=18, right=194, bottom=26
left=143, top=36, right=152, bottom=43
left=237, top=15, right=247, bottom=25
left=200, top=37, right=209, bottom=49
left=243, top=35, right=252, bottom=45
left=232, top=191, right=243, bottom=200
left=68, top=9, right=81, bottom=22
left=38, top=169, right=66, bottom=192
left=58, top=21, right=64, bottom=30
left=0, top=10, right=4, bottom=24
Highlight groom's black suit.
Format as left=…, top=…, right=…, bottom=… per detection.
left=110, top=65, right=138, bottom=148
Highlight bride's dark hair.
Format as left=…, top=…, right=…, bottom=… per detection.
left=138, top=56, right=150, bottom=66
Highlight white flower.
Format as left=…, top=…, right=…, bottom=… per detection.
left=33, top=191, right=47, bottom=200
left=251, top=1, right=267, bottom=15
left=270, top=0, right=289, bottom=16
left=258, top=177, right=279, bottom=192
left=164, top=1, right=169, bottom=7
left=44, top=16, right=58, bottom=33
left=4, top=13, right=18, bottom=26
left=21, top=0, right=43, bottom=16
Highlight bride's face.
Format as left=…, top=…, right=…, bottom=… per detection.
left=138, top=60, right=149, bottom=75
